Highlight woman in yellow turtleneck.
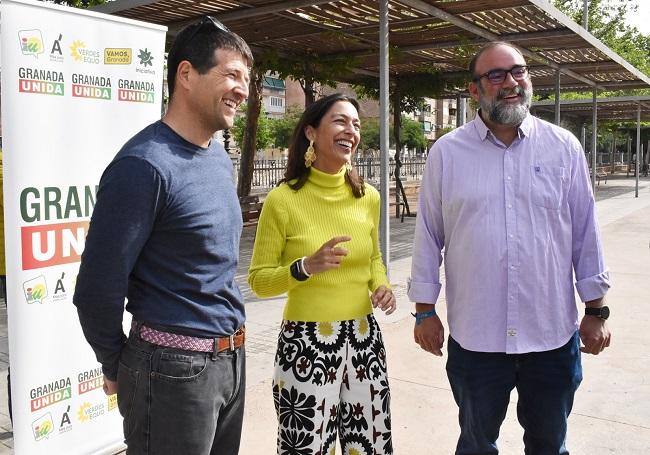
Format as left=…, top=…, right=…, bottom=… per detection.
left=249, top=94, right=395, bottom=455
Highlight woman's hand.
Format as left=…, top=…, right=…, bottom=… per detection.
left=303, top=236, right=351, bottom=275
left=371, top=286, right=396, bottom=315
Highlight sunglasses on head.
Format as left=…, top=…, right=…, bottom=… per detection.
left=185, top=16, right=230, bottom=43
left=473, top=65, right=529, bottom=85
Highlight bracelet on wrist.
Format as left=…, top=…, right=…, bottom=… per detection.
left=290, top=258, right=309, bottom=281
left=299, top=257, right=311, bottom=277
left=411, top=308, right=436, bottom=325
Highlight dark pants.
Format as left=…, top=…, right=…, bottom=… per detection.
left=117, top=332, right=246, bottom=455
left=446, top=332, right=582, bottom=455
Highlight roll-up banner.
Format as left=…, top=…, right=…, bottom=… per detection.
left=1, top=0, right=166, bottom=452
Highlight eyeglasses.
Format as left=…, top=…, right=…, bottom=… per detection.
left=474, top=65, right=529, bottom=84
left=185, top=16, right=230, bottom=43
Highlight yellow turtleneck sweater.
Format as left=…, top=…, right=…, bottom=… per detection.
left=248, top=166, right=389, bottom=322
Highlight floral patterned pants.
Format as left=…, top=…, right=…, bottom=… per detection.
left=273, top=314, right=393, bottom=455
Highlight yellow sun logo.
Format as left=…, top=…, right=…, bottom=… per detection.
left=77, top=402, right=91, bottom=422
left=69, top=40, right=85, bottom=61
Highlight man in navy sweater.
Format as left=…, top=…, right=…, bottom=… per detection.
left=74, top=17, right=251, bottom=455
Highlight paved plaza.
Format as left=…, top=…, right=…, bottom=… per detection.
left=0, top=175, right=648, bottom=454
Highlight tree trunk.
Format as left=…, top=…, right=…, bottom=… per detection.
left=303, top=76, right=316, bottom=108
left=237, top=67, right=263, bottom=197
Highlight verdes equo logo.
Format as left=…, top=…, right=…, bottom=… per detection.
left=18, top=29, right=44, bottom=58
left=23, top=275, right=48, bottom=304
left=69, top=40, right=100, bottom=64
left=77, top=401, right=105, bottom=422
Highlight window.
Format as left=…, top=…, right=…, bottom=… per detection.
left=269, top=96, right=284, bottom=108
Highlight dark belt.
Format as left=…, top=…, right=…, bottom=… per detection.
left=132, top=321, right=245, bottom=356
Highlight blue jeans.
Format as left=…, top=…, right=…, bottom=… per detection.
left=117, top=331, right=245, bottom=455
left=446, top=332, right=582, bottom=455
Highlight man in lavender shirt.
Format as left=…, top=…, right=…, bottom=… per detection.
left=408, top=42, right=611, bottom=454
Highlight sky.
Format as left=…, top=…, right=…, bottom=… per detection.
left=624, top=1, right=650, bottom=36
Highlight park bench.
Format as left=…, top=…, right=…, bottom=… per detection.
left=239, top=195, right=263, bottom=227
left=592, top=169, right=608, bottom=186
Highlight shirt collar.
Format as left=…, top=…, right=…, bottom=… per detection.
left=473, top=110, right=533, bottom=142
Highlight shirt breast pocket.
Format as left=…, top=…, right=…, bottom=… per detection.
left=530, top=165, right=566, bottom=210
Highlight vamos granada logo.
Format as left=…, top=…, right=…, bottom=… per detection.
left=104, top=48, right=131, bottom=64
left=20, top=185, right=96, bottom=270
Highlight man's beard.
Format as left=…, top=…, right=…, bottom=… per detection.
left=479, top=84, right=532, bottom=126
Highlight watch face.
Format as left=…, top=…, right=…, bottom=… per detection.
left=601, top=306, right=610, bottom=320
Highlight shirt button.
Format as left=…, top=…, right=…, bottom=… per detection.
left=510, top=265, right=515, bottom=270
left=508, top=204, right=513, bottom=209
left=509, top=234, right=513, bottom=238
left=507, top=176, right=512, bottom=180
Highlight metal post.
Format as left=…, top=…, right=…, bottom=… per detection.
left=456, top=93, right=462, bottom=127
left=580, top=123, right=586, bottom=151
left=634, top=103, right=643, bottom=197
left=627, top=135, right=631, bottom=177
left=583, top=0, right=589, bottom=30
left=554, top=70, right=561, bottom=125
left=458, top=97, right=466, bottom=126
left=591, top=89, right=597, bottom=189
left=379, top=0, right=390, bottom=273
left=609, top=132, right=616, bottom=174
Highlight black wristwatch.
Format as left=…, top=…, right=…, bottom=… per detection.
left=585, top=306, right=610, bottom=320
left=290, top=258, right=309, bottom=281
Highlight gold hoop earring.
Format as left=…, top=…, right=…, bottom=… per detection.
left=305, top=140, right=316, bottom=168
left=345, top=161, right=353, bottom=172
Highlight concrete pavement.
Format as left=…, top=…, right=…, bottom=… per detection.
left=0, top=175, right=648, bottom=453
left=240, top=175, right=650, bottom=454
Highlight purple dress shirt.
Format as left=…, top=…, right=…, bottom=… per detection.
left=408, top=113, right=610, bottom=354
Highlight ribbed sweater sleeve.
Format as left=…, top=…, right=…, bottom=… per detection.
left=248, top=189, right=300, bottom=297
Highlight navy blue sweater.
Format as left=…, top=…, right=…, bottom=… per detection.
left=74, top=121, right=244, bottom=380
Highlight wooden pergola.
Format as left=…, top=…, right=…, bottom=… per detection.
left=93, top=0, right=650, bottom=269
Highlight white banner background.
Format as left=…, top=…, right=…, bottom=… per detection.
left=1, top=0, right=166, bottom=452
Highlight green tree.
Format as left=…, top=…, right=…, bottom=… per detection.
left=269, top=106, right=302, bottom=149
left=436, top=126, right=455, bottom=138
left=554, top=0, right=650, bottom=80
left=400, top=116, right=427, bottom=151
left=359, top=117, right=394, bottom=153
left=231, top=104, right=274, bottom=151
left=258, top=48, right=358, bottom=107
left=50, top=0, right=105, bottom=7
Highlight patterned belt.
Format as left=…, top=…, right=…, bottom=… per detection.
left=132, top=321, right=245, bottom=354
